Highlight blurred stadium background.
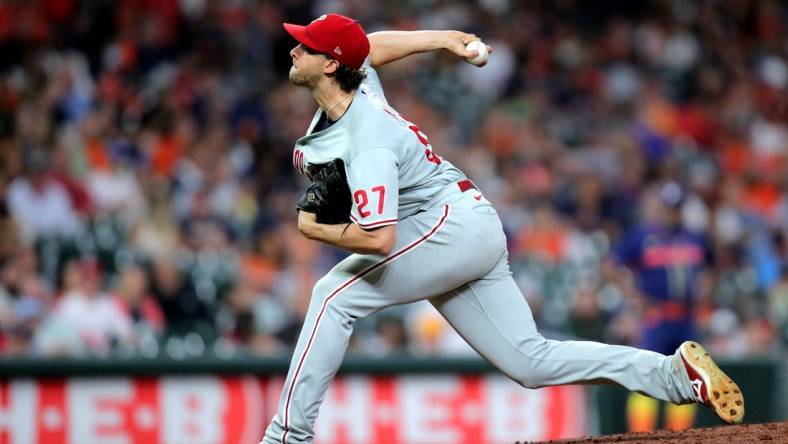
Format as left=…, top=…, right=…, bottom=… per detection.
left=0, top=0, right=786, bottom=443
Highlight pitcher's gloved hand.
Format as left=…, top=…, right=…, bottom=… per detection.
left=296, top=158, right=352, bottom=224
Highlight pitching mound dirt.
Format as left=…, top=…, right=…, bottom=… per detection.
left=524, top=421, right=787, bottom=443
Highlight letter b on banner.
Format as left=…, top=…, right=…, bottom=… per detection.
left=161, top=377, right=226, bottom=444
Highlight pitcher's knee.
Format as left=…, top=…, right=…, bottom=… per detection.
left=507, top=336, right=553, bottom=389
left=310, top=276, right=358, bottom=322
left=499, top=359, right=545, bottom=389
left=310, top=275, right=346, bottom=306
left=518, top=373, right=550, bottom=389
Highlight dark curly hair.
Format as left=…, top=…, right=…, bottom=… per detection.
left=331, top=64, right=367, bottom=93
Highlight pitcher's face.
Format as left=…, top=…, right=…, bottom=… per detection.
left=289, top=44, right=329, bottom=88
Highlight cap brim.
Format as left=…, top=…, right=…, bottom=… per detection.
left=283, top=23, right=324, bottom=52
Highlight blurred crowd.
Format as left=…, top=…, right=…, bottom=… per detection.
left=0, top=0, right=787, bottom=360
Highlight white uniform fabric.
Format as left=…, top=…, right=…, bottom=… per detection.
left=291, top=61, right=466, bottom=227
left=262, top=62, right=695, bottom=444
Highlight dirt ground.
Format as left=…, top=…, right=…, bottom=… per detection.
left=528, top=421, right=788, bottom=443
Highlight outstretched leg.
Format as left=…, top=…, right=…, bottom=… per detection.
left=430, top=266, right=695, bottom=405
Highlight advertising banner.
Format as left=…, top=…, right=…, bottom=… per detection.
left=0, top=375, right=587, bottom=444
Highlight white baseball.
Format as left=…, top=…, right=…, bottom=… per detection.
left=464, top=40, right=489, bottom=66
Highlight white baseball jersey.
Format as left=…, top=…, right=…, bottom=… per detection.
left=291, top=59, right=466, bottom=228
left=264, top=55, right=701, bottom=444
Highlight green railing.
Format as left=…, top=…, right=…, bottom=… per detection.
left=0, top=355, right=495, bottom=377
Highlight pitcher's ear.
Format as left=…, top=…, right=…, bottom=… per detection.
left=324, top=58, right=340, bottom=75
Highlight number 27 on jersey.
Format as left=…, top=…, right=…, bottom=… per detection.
left=354, top=185, right=385, bottom=217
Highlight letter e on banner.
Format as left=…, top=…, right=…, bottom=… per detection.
left=400, top=377, right=460, bottom=444
left=68, top=379, right=133, bottom=444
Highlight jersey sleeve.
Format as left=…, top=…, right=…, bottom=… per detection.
left=360, top=57, right=387, bottom=103
left=347, top=148, right=399, bottom=229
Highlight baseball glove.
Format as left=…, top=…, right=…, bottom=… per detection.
left=296, top=158, right=352, bottom=224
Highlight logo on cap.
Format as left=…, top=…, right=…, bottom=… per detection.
left=334, top=47, right=342, bottom=55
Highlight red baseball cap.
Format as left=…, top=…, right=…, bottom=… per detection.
left=283, top=13, right=370, bottom=70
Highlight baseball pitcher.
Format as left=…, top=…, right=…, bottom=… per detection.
left=260, top=13, right=744, bottom=444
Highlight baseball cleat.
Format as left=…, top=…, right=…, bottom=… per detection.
left=677, top=341, right=744, bottom=424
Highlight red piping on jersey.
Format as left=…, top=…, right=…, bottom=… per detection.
left=349, top=214, right=398, bottom=228
left=293, top=149, right=305, bottom=175
left=281, top=204, right=451, bottom=443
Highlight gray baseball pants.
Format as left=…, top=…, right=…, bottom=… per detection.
left=261, top=184, right=694, bottom=444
